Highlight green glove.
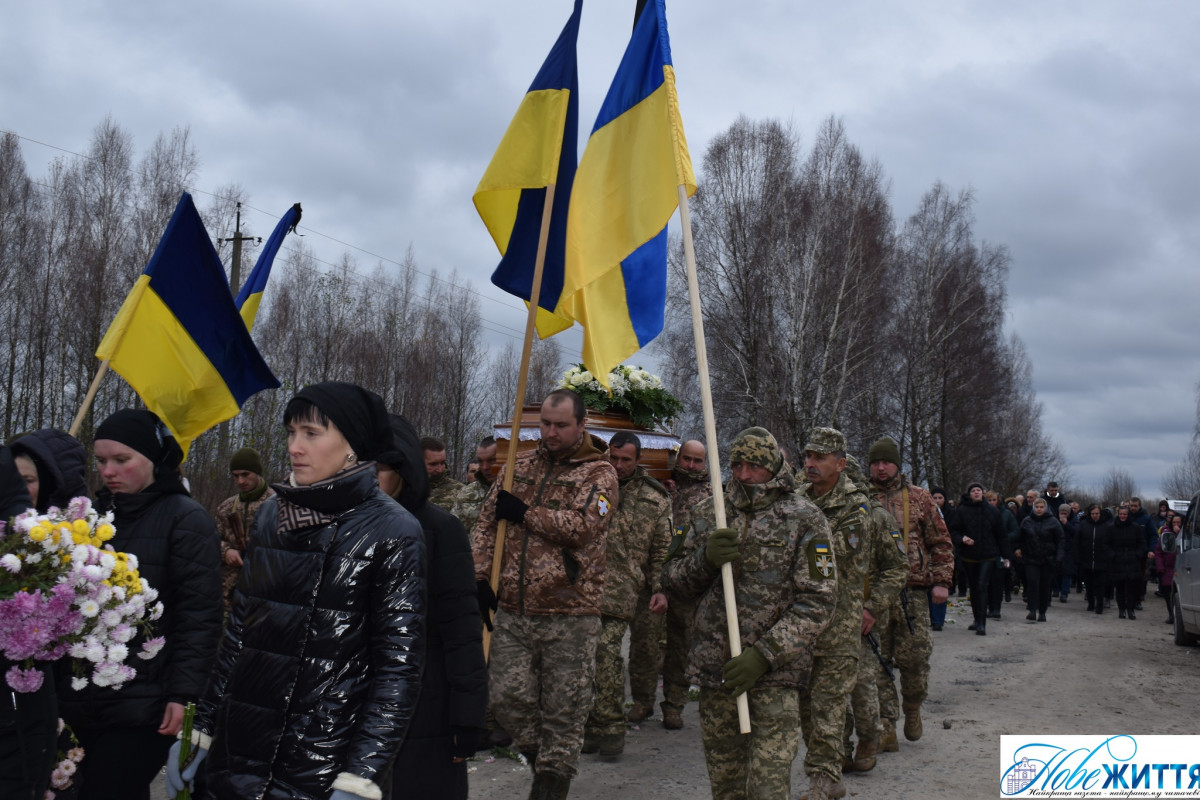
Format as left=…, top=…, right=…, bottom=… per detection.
left=722, top=647, right=770, bottom=696
left=705, top=527, right=741, bottom=569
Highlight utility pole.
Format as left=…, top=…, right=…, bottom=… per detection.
left=220, top=202, right=260, bottom=295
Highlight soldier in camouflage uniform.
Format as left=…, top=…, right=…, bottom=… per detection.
left=839, top=456, right=905, bottom=774
left=582, top=431, right=672, bottom=760
left=450, top=436, right=498, bottom=533
left=214, top=447, right=275, bottom=614
left=628, top=438, right=712, bottom=727
left=867, top=437, right=954, bottom=753
left=472, top=390, right=618, bottom=800
left=662, top=427, right=837, bottom=800
left=796, top=429, right=908, bottom=800
left=423, top=435, right=464, bottom=508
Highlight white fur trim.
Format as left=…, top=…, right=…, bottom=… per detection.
left=331, top=773, right=382, bottom=800
left=178, top=729, right=213, bottom=750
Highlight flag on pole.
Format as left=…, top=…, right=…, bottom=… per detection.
left=562, top=0, right=696, bottom=389
left=235, top=202, right=300, bottom=330
left=473, top=0, right=582, bottom=338
left=96, top=192, right=280, bottom=454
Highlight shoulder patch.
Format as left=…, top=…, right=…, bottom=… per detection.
left=807, top=538, right=836, bottom=580
left=597, top=494, right=611, bottom=517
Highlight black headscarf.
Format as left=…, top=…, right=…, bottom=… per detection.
left=295, top=381, right=394, bottom=462
left=375, top=413, right=430, bottom=513
left=94, top=409, right=183, bottom=473
left=8, top=429, right=88, bottom=513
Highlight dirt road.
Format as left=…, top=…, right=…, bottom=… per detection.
left=467, top=593, right=1200, bottom=799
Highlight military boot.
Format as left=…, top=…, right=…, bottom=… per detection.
left=626, top=702, right=653, bottom=723
left=598, top=732, right=624, bottom=761
left=853, top=737, right=878, bottom=772
left=902, top=701, right=923, bottom=741
left=798, top=773, right=839, bottom=800
left=880, top=718, right=899, bottom=752
left=661, top=703, right=684, bottom=730
left=528, top=770, right=571, bottom=800
left=580, top=730, right=599, bottom=755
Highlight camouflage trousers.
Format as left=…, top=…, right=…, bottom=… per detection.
left=661, top=591, right=696, bottom=711
left=490, top=609, right=602, bottom=778
left=844, top=613, right=886, bottom=744
left=875, top=591, right=932, bottom=723
left=699, top=685, right=800, bottom=800
left=586, top=616, right=632, bottom=736
left=627, top=588, right=665, bottom=708
left=799, top=654, right=858, bottom=781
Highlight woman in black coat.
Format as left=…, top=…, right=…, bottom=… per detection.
left=58, top=410, right=222, bottom=800
left=1075, top=505, right=1113, bottom=614
left=376, top=414, right=488, bottom=800
left=179, top=383, right=426, bottom=800
left=1016, top=498, right=1064, bottom=621
left=1109, top=505, right=1148, bottom=620
left=1057, top=504, right=1078, bottom=603
left=950, top=482, right=1012, bottom=635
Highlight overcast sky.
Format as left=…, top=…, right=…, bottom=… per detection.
left=3, top=1, right=1198, bottom=497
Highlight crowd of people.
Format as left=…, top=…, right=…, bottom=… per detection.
left=0, top=382, right=1186, bottom=800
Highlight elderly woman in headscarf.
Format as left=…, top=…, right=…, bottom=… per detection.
left=174, top=382, right=427, bottom=800
left=58, top=409, right=222, bottom=800
left=375, top=413, right=487, bottom=800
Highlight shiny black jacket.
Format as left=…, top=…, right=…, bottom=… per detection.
left=1017, top=512, right=1064, bottom=567
left=1109, top=515, right=1148, bottom=581
left=197, top=464, right=426, bottom=800
left=1075, top=510, right=1114, bottom=572
left=60, top=476, right=222, bottom=730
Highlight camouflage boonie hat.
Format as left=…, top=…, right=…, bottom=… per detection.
left=729, top=426, right=782, bottom=473
left=804, top=426, right=846, bottom=455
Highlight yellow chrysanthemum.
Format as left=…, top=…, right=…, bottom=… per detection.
left=96, top=524, right=115, bottom=542
left=72, top=519, right=90, bottom=536
left=72, top=530, right=89, bottom=545
left=28, top=525, right=48, bottom=543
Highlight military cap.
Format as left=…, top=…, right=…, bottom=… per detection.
left=729, top=426, right=782, bottom=473
left=868, top=436, right=901, bottom=467
left=803, top=427, right=846, bottom=455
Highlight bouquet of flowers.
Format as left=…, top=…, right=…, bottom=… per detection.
left=559, top=364, right=684, bottom=430
left=0, top=496, right=164, bottom=693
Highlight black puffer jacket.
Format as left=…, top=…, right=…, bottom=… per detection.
left=59, top=475, right=222, bottom=730
left=1109, top=513, right=1147, bottom=582
left=1075, top=510, right=1114, bottom=572
left=1017, top=511, right=1064, bottom=567
left=197, top=463, right=426, bottom=800
left=383, top=415, right=487, bottom=800
left=950, top=497, right=1011, bottom=561
left=0, top=444, right=31, bottom=520
left=8, top=428, right=88, bottom=513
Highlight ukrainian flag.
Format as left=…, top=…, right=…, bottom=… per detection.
left=562, top=0, right=696, bottom=389
left=96, top=193, right=280, bottom=454
left=235, top=203, right=299, bottom=330
left=473, top=0, right=581, bottom=338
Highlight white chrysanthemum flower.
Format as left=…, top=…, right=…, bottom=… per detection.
left=71, top=676, right=88, bottom=691
left=107, top=643, right=129, bottom=662
left=109, top=624, right=135, bottom=643
left=141, top=584, right=157, bottom=602
left=0, top=554, right=20, bottom=573
left=149, top=601, right=164, bottom=621
left=79, top=600, right=100, bottom=618
left=93, top=583, right=112, bottom=604
left=11, top=510, right=39, bottom=533
left=100, top=609, right=121, bottom=627
left=25, top=552, right=42, bottom=564
left=111, top=585, right=126, bottom=602
left=83, top=564, right=105, bottom=581
left=99, top=552, right=116, bottom=571
left=83, top=642, right=105, bottom=663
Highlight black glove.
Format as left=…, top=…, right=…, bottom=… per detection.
left=476, top=579, right=498, bottom=631
left=451, top=726, right=482, bottom=758
left=495, top=490, right=529, bottom=524
left=705, top=527, right=741, bottom=569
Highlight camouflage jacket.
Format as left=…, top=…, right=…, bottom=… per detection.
left=428, top=473, right=464, bottom=510
left=870, top=473, right=954, bottom=590
left=802, top=473, right=908, bottom=657
left=449, top=473, right=492, bottom=534
left=214, top=487, right=276, bottom=610
left=661, top=464, right=837, bottom=690
left=601, top=468, right=673, bottom=621
left=472, top=433, right=618, bottom=617
left=666, top=470, right=714, bottom=564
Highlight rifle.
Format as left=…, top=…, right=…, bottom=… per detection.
left=899, top=588, right=916, bottom=634
left=864, top=631, right=894, bottom=680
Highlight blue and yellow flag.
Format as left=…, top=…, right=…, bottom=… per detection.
left=96, top=192, right=280, bottom=454
left=563, top=0, right=696, bottom=389
left=473, top=0, right=581, bottom=338
left=235, top=202, right=299, bottom=330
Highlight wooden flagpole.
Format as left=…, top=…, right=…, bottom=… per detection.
left=483, top=184, right=558, bottom=662
left=69, top=359, right=111, bottom=438
left=677, top=184, right=751, bottom=734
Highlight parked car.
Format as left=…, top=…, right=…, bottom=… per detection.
left=1173, top=493, right=1199, bottom=645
